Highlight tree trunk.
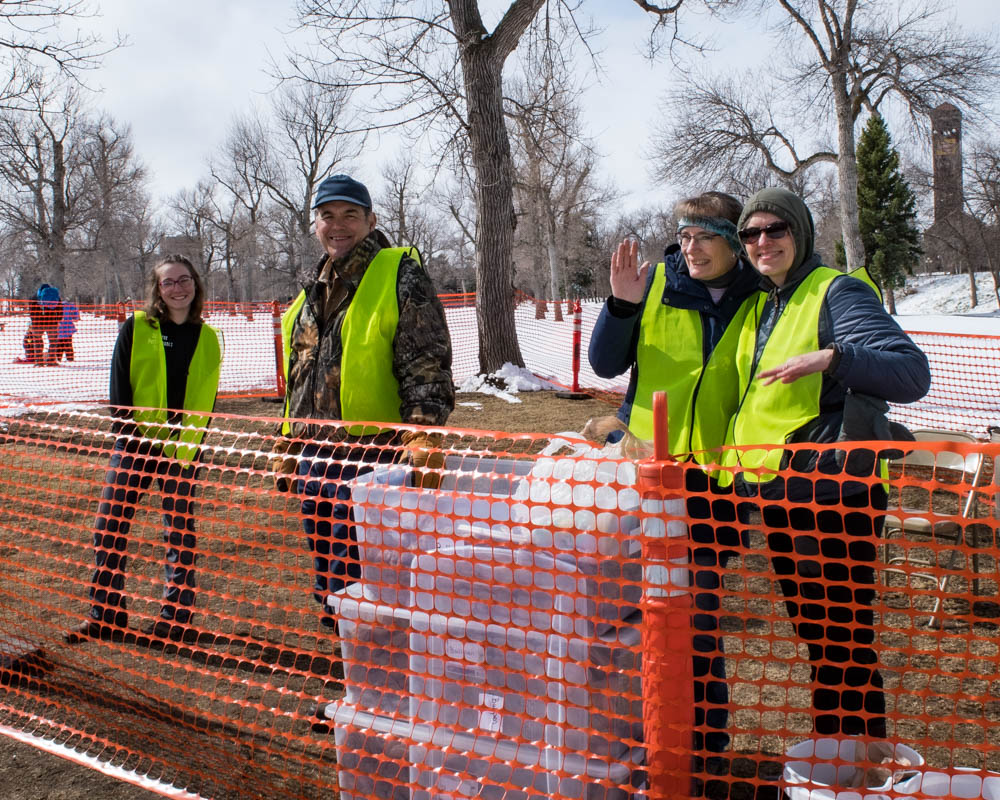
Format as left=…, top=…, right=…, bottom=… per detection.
left=832, top=75, right=865, bottom=271
left=545, top=206, right=561, bottom=311
left=245, top=212, right=257, bottom=305
left=465, top=65, right=524, bottom=372
left=449, top=0, right=542, bottom=374
left=968, top=264, right=978, bottom=307
left=885, top=284, right=896, bottom=315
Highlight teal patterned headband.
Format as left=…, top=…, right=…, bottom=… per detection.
left=677, top=215, right=741, bottom=254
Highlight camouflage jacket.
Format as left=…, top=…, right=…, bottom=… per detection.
left=285, top=230, right=455, bottom=439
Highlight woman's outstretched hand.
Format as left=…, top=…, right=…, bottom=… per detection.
left=610, top=239, right=650, bottom=305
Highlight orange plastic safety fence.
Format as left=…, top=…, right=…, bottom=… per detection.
left=0, top=300, right=284, bottom=405
left=6, top=298, right=1000, bottom=429
left=2, top=412, right=1000, bottom=799
left=892, top=331, right=1000, bottom=437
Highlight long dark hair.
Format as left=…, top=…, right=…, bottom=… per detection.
left=144, top=254, right=205, bottom=325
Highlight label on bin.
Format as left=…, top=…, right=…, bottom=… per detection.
left=478, top=692, right=503, bottom=732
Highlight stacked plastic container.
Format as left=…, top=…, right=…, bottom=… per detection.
left=327, top=442, right=649, bottom=800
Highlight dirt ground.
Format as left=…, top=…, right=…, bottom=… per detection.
left=0, top=391, right=613, bottom=800
left=3, top=391, right=996, bottom=799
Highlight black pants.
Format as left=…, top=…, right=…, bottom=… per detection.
left=739, top=485, right=888, bottom=738
left=88, top=437, right=198, bottom=627
left=685, top=468, right=740, bottom=754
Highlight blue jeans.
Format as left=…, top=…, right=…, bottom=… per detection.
left=296, top=442, right=398, bottom=627
left=88, top=437, right=197, bottom=626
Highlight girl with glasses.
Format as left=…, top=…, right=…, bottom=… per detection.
left=65, top=254, right=223, bottom=646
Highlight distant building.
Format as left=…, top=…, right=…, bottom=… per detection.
left=921, top=103, right=984, bottom=275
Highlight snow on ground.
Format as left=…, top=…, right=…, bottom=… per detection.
left=893, top=271, right=1000, bottom=317
left=457, top=362, right=558, bottom=403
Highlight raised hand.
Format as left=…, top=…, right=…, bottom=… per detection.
left=610, top=239, right=650, bottom=305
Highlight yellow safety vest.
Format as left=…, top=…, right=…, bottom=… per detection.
left=630, top=262, right=750, bottom=464
left=282, top=247, right=417, bottom=435
left=717, top=267, right=841, bottom=486
left=716, top=266, right=888, bottom=488
left=130, top=311, right=222, bottom=464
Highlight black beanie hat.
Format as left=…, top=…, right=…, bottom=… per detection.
left=738, top=187, right=815, bottom=274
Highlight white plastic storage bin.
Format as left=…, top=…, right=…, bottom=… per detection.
left=328, top=701, right=640, bottom=800
left=328, top=446, right=654, bottom=800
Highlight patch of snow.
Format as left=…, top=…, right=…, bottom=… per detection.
left=893, top=272, right=1000, bottom=317
left=457, top=362, right=559, bottom=404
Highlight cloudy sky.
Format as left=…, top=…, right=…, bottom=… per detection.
left=77, top=0, right=1000, bottom=213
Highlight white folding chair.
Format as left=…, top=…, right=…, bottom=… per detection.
left=882, top=429, right=986, bottom=628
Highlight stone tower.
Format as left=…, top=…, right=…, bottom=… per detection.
left=931, top=102, right=963, bottom=225
left=923, top=103, right=979, bottom=275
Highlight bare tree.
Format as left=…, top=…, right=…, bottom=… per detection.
left=210, top=110, right=273, bottom=303
left=378, top=153, right=451, bottom=279
left=203, top=72, right=362, bottom=295
left=508, top=19, right=605, bottom=305
left=167, top=181, right=222, bottom=278
left=648, top=73, right=837, bottom=198
left=74, top=112, right=152, bottom=301
left=0, top=2, right=119, bottom=110
left=253, top=71, right=362, bottom=285
left=0, top=76, right=86, bottom=289
left=265, top=74, right=362, bottom=236
left=651, top=0, right=1000, bottom=269
left=0, top=228, right=36, bottom=295
left=437, top=162, right=479, bottom=294
left=601, top=204, right=677, bottom=273
left=291, top=0, right=701, bottom=373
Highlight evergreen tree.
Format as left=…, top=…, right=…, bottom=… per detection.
left=856, top=114, right=922, bottom=312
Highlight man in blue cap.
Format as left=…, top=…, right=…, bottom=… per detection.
left=273, top=174, right=454, bottom=730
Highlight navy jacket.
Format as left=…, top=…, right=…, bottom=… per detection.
left=588, top=244, right=759, bottom=428
left=738, top=254, right=931, bottom=502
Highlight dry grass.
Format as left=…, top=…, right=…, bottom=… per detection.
left=1, top=394, right=999, bottom=799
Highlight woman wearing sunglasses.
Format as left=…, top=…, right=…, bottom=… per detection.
left=65, top=255, right=223, bottom=647
left=718, top=187, right=930, bottom=743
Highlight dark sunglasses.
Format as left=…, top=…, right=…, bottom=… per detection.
left=738, top=221, right=791, bottom=244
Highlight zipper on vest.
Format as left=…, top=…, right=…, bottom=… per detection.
left=303, top=285, right=325, bottom=409
left=685, top=313, right=713, bottom=457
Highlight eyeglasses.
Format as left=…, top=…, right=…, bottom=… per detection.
left=159, top=275, right=194, bottom=290
left=738, top=221, right=790, bottom=244
left=677, top=231, right=720, bottom=247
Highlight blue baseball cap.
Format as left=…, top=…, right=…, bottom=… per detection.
left=312, top=174, right=372, bottom=210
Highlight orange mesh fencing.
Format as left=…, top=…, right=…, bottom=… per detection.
left=0, top=300, right=286, bottom=406
left=5, top=298, right=999, bottom=430
left=891, top=331, right=1000, bottom=437
left=2, top=411, right=1000, bottom=798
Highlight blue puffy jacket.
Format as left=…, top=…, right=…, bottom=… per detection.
left=37, top=284, right=60, bottom=304
left=736, top=252, right=931, bottom=502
